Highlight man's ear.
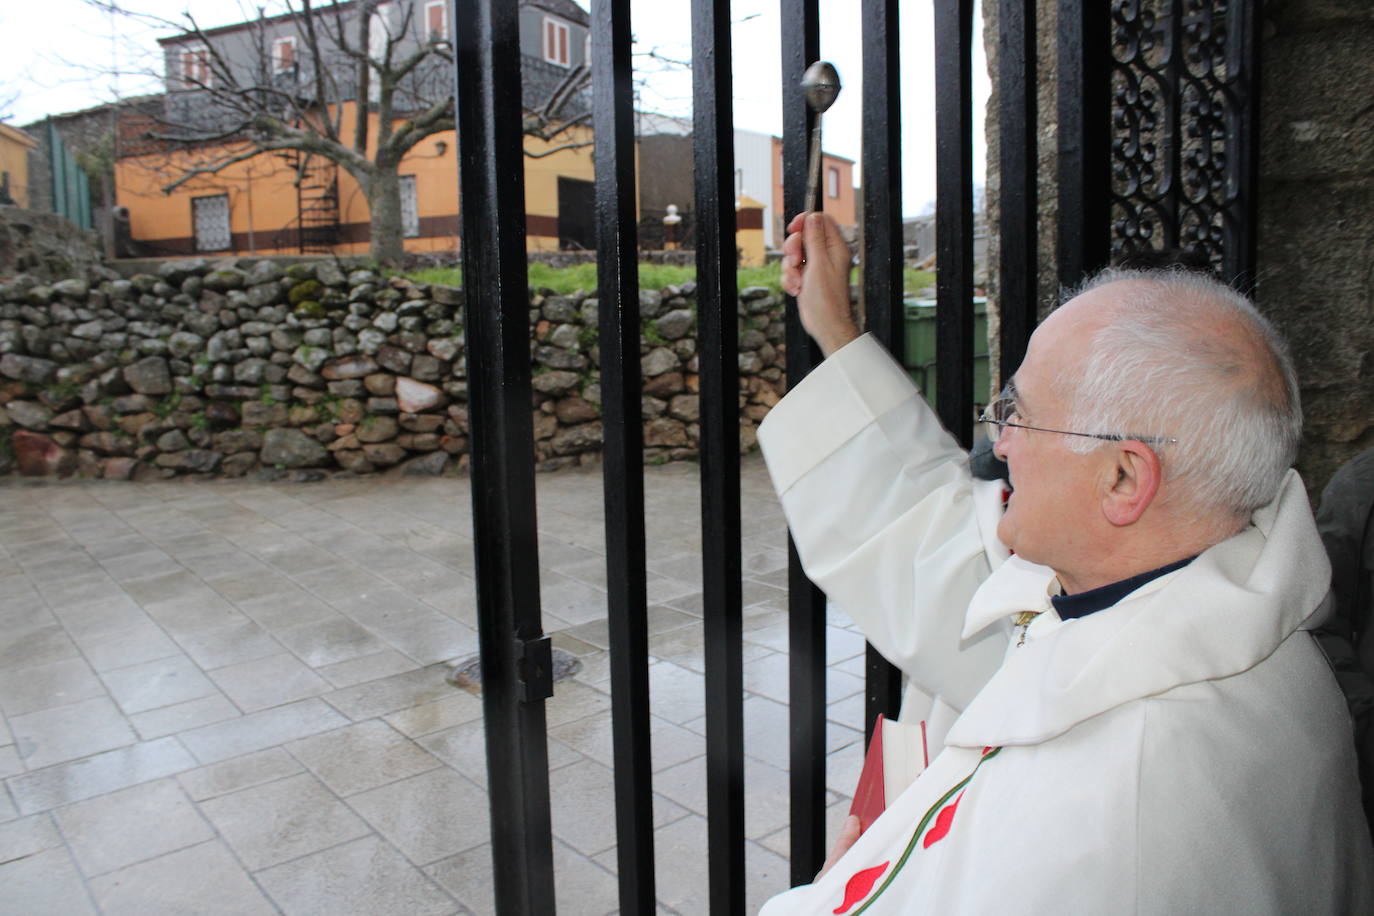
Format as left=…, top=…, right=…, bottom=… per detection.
left=1101, top=441, right=1161, bottom=526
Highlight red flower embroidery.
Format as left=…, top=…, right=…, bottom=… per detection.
left=834, top=862, right=889, bottom=914
left=922, top=791, right=965, bottom=848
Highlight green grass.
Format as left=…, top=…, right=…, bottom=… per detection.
left=403, top=261, right=934, bottom=296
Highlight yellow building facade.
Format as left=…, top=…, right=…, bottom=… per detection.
left=114, top=103, right=599, bottom=258
left=0, top=123, right=39, bottom=209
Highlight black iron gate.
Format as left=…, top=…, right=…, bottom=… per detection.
left=452, top=1, right=1259, bottom=913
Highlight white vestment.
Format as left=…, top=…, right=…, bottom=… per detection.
left=757, top=334, right=1374, bottom=914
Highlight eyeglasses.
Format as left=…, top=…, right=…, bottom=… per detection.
left=977, top=382, right=1178, bottom=446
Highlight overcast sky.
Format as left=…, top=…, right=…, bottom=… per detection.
left=0, top=0, right=988, bottom=217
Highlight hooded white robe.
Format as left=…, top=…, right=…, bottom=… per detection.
left=757, top=334, right=1374, bottom=914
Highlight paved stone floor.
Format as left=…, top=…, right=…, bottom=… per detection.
left=0, top=454, right=869, bottom=915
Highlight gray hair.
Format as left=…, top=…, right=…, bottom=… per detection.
left=1057, top=267, right=1302, bottom=522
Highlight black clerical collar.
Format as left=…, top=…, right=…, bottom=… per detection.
left=1051, top=555, right=1197, bottom=621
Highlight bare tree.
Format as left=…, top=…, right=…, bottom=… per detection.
left=92, top=0, right=592, bottom=264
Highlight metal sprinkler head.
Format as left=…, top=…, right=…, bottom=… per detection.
left=801, top=61, right=841, bottom=115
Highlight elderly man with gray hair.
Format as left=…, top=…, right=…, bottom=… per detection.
left=757, top=212, right=1374, bottom=914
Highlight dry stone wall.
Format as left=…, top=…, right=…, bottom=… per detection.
left=0, top=258, right=787, bottom=480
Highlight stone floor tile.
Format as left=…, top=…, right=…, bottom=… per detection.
left=0, top=599, right=56, bottom=635
left=101, top=655, right=219, bottom=715
left=356, top=609, right=478, bottom=666
left=207, top=652, right=330, bottom=712
left=0, top=846, right=98, bottom=915
left=0, top=812, right=63, bottom=862
left=549, top=758, right=688, bottom=856
left=286, top=720, right=442, bottom=796
left=348, top=766, right=491, bottom=866
left=254, top=542, right=340, bottom=575
left=645, top=660, right=707, bottom=725
left=428, top=839, right=621, bottom=916
left=199, top=771, right=371, bottom=870
left=549, top=712, right=706, bottom=776
left=423, top=843, right=497, bottom=916
left=173, top=620, right=286, bottom=670
left=544, top=680, right=612, bottom=729
left=256, top=835, right=458, bottom=916
left=120, top=570, right=212, bottom=606
left=129, top=694, right=241, bottom=741
left=316, top=649, right=420, bottom=689
left=741, top=694, right=861, bottom=771
left=177, top=698, right=348, bottom=764
left=72, top=622, right=182, bottom=673
left=55, top=778, right=214, bottom=876
left=143, top=593, right=250, bottom=636
left=0, top=743, right=22, bottom=779
left=287, top=564, right=391, bottom=601
left=103, top=550, right=186, bottom=584
left=0, top=624, right=81, bottom=673
left=321, top=664, right=460, bottom=721
left=234, top=590, right=341, bottom=630
left=89, top=839, right=278, bottom=916
left=203, top=569, right=301, bottom=604
left=50, top=597, right=152, bottom=643
left=758, top=795, right=853, bottom=861
left=274, top=616, right=390, bottom=668
left=649, top=622, right=773, bottom=674
left=176, top=747, right=303, bottom=801
left=176, top=549, right=274, bottom=581
left=653, top=752, right=796, bottom=841
left=0, top=656, right=107, bottom=717
left=8, top=696, right=136, bottom=770
left=383, top=692, right=484, bottom=738
left=827, top=690, right=866, bottom=732
left=7, top=736, right=197, bottom=815
left=539, top=571, right=610, bottom=626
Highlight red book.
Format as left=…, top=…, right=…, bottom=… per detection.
left=849, top=714, right=929, bottom=834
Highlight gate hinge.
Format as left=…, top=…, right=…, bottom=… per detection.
left=514, top=635, right=554, bottom=703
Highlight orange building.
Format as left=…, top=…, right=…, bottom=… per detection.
left=0, top=123, right=39, bottom=208
left=113, top=104, right=596, bottom=258
left=770, top=136, right=856, bottom=244
left=110, top=0, right=602, bottom=259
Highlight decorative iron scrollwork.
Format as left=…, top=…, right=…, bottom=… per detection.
left=1108, top=0, right=1253, bottom=275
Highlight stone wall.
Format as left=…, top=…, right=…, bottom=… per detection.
left=0, top=206, right=104, bottom=283
left=1257, top=2, right=1374, bottom=491
left=0, top=258, right=787, bottom=480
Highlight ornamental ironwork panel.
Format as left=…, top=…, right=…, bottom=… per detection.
left=1108, top=0, right=1260, bottom=281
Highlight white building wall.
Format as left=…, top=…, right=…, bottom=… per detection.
left=733, top=129, right=776, bottom=248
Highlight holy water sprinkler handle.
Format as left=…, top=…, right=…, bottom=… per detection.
left=802, top=61, right=841, bottom=213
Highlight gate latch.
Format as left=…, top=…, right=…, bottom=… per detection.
left=514, top=635, right=554, bottom=703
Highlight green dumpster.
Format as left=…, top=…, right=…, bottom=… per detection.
left=902, top=297, right=990, bottom=411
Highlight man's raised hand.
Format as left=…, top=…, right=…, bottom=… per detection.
left=781, top=211, right=860, bottom=358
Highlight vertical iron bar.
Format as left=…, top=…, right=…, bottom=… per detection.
left=779, top=0, right=826, bottom=885
left=1225, top=0, right=1261, bottom=288
left=934, top=0, right=976, bottom=448
left=997, top=0, right=1039, bottom=381
left=692, top=1, right=745, bottom=911
left=1162, top=0, right=1184, bottom=255
left=859, top=0, right=908, bottom=747
left=590, top=0, right=656, bottom=911
left=1056, top=0, right=1111, bottom=289
left=453, top=2, right=556, bottom=913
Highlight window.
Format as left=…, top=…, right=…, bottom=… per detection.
left=543, top=16, right=570, bottom=67
left=400, top=175, right=419, bottom=238
left=192, top=194, right=231, bottom=251
left=425, top=0, right=447, bottom=43
left=272, top=37, right=296, bottom=74
left=181, top=45, right=211, bottom=87
left=827, top=166, right=840, bottom=199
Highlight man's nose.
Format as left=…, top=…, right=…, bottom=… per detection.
left=991, top=429, right=1010, bottom=461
